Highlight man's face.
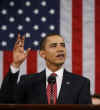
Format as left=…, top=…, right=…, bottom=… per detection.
left=40, top=35, right=66, bottom=66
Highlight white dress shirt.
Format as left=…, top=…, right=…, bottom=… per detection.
left=10, top=65, right=19, bottom=73
left=46, top=67, right=64, bottom=98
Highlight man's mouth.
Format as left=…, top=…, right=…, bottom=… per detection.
left=56, top=54, right=64, bottom=58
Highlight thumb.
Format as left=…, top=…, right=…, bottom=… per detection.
left=25, top=48, right=31, bottom=57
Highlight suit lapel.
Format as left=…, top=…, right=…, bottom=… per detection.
left=40, top=70, right=48, bottom=104
left=57, top=69, right=73, bottom=104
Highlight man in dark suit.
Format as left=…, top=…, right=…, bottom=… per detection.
left=0, top=33, right=92, bottom=104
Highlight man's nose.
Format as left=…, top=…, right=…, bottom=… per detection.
left=56, top=45, right=64, bottom=51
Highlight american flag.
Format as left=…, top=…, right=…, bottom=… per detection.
left=0, top=0, right=100, bottom=95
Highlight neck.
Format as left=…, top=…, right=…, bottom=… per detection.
left=46, top=62, right=63, bottom=72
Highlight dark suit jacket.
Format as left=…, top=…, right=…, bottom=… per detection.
left=0, top=69, right=92, bottom=104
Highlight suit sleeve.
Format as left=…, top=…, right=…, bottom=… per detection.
left=78, top=78, right=92, bottom=104
left=15, top=75, right=27, bottom=104
left=0, top=69, right=19, bottom=103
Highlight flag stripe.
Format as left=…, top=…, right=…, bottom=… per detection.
left=83, top=0, right=95, bottom=95
left=95, top=0, right=100, bottom=94
left=3, top=51, right=13, bottom=77
left=60, top=0, right=72, bottom=72
left=0, top=51, right=3, bottom=87
left=27, top=51, right=37, bottom=74
left=72, top=0, right=83, bottom=75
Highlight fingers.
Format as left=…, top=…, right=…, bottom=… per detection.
left=16, top=33, right=21, bottom=44
left=25, top=48, right=31, bottom=57
left=17, top=33, right=21, bottom=40
left=13, top=33, right=31, bottom=58
left=17, top=33, right=25, bottom=46
left=21, top=35, right=25, bottom=47
left=14, top=33, right=25, bottom=50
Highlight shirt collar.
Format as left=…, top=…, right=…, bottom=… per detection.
left=46, top=66, right=64, bottom=80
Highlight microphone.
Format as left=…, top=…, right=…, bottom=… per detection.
left=48, top=75, right=56, bottom=104
left=48, top=75, right=56, bottom=84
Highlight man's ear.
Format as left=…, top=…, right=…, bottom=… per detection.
left=39, top=50, right=46, bottom=59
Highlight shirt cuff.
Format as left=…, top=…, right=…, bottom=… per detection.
left=10, top=65, right=20, bottom=74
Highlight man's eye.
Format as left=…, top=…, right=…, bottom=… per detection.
left=50, top=45, right=56, bottom=47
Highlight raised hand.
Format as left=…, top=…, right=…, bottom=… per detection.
left=12, top=33, right=31, bottom=68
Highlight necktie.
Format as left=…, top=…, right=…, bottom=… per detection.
left=47, top=73, right=57, bottom=104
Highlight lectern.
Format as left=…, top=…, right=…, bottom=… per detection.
left=0, top=104, right=100, bottom=110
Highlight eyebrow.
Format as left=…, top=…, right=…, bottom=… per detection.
left=49, top=42, right=65, bottom=46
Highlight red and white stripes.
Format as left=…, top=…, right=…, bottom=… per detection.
left=60, top=0, right=96, bottom=95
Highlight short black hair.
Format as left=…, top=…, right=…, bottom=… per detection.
left=39, top=33, right=61, bottom=50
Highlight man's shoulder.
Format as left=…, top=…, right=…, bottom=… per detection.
left=64, top=69, right=90, bottom=83
left=19, top=70, right=45, bottom=82
left=20, top=73, right=40, bottom=82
